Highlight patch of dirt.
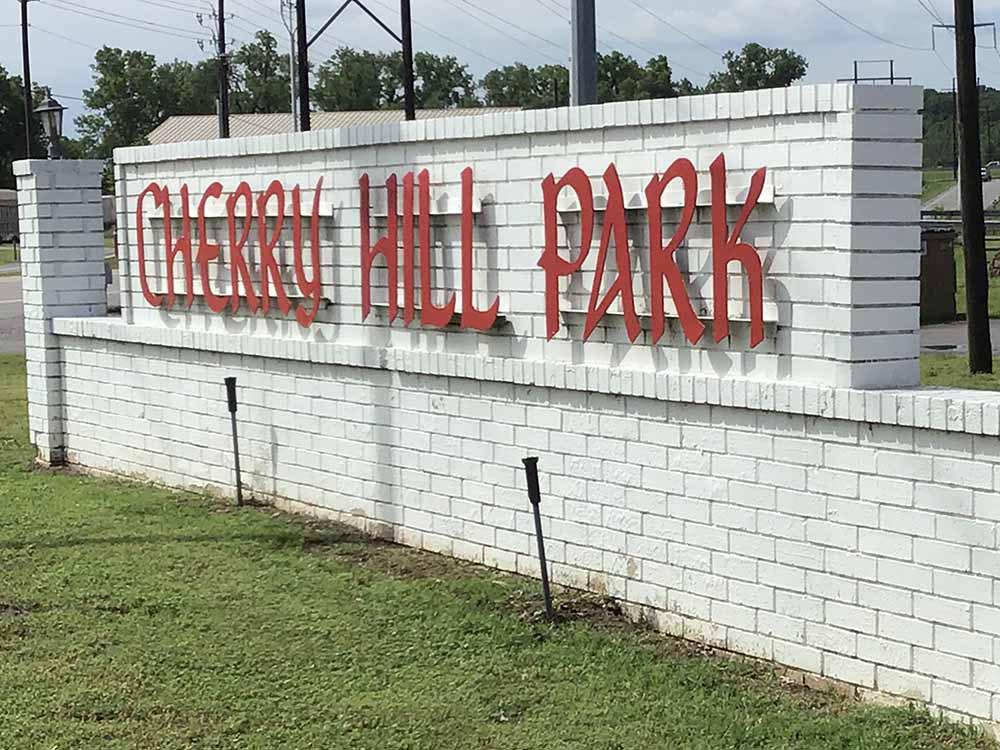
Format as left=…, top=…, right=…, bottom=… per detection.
left=306, top=534, right=487, bottom=581
left=0, top=600, right=35, bottom=617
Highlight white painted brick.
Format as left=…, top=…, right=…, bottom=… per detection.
left=33, top=85, right=1000, bottom=731
left=933, top=680, right=993, bottom=719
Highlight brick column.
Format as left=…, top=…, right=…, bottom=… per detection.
left=15, top=159, right=106, bottom=465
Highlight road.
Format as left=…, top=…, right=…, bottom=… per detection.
left=0, top=270, right=120, bottom=355
left=923, top=179, right=1000, bottom=211
left=0, top=276, right=23, bottom=354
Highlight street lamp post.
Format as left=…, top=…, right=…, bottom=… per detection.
left=34, top=94, right=65, bottom=160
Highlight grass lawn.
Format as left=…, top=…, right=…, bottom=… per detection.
left=922, top=168, right=956, bottom=205
left=0, top=244, right=18, bottom=265
left=953, top=238, right=1000, bottom=318
left=922, top=353, right=1000, bottom=390
left=0, top=354, right=995, bottom=749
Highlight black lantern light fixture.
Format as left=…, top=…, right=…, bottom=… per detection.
left=34, top=93, right=65, bottom=159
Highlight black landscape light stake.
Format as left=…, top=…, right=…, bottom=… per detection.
left=224, top=376, right=243, bottom=507
left=522, top=456, right=555, bottom=620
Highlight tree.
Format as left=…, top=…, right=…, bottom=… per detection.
left=0, top=67, right=45, bottom=188
left=231, top=31, right=291, bottom=114
left=313, top=48, right=389, bottom=111
left=705, top=43, right=807, bottom=93
left=481, top=63, right=567, bottom=108
left=597, top=51, right=647, bottom=102
left=314, top=47, right=478, bottom=110
left=412, top=51, right=479, bottom=108
left=76, top=47, right=217, bottom=159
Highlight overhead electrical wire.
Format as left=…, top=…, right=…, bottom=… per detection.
left=623, top=0, right=723, bottom=58
left=437, top=0, right=565, bottom=64
left=456, top=0, right=565, bottom=53
left=29, top=23, right=96, bottom=49
left=531, top=0, right=708, bottom=78
left=366, top=0, right=505, bottom=66
left=42, top=0, right=206, bottom=41
left=812, top=0, right=931, bottom=50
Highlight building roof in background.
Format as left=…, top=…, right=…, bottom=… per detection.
left=147, top=108, right=521, bottom=144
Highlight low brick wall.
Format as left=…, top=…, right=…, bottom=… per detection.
left=49, top=316, right=1000, bottom=729
left=15, top=85, right=1000, bottom=731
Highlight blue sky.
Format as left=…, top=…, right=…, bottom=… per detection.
left=4, top=0, right=1000, bottom=136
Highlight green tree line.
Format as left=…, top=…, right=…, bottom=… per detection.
left=923, top=87, right=1000, bottom=168
left=0, top=32, right=806, bottom=189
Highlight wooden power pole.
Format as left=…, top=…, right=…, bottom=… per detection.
left=20, top=0, right=32, bottom=158
left=955, top=0, right=993, bottom=372
left=296, top=0, right=311, bottom=132
left=217, top=0, right=230, bottom=138
left=570, top=0, right=597, bottom=105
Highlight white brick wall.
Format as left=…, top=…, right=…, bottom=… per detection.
left=20, top=86, right=1000, bottom=733
left=14, top=160, right=106, bottom=463
left=114, top=83, right=923, bottom=390
left=45, top=325, right=1000, bottom=730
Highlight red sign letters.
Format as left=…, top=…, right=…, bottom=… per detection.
left=136, top=178, right=325, bottom=327
left=135, top=153, right=766, bottom=346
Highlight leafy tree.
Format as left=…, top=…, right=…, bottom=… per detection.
left=705, top=43, right=807, bottom=93
left=313, top=48, right=390, bottom=110
left=0, top=68, right=45, bottom=188
left=481, top=63, right=567, bottom=108
left=76, top=47, right=218, bottom=158
left=231, top=30, right=291, bottom=113
left=597, top=51, right=647, bottom=102
left=314, top=47, right=477, bottom=110
left=411, top=51, right=479, bottom=108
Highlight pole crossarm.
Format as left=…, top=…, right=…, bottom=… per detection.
left=932, top=21, right=997, bottom=50
left=308, top=0, right=401, bottom=48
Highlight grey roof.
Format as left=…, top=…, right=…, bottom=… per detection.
left=147, top=108, right=521, bottom=144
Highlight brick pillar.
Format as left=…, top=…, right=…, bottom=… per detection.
left=15, top=159, right=106, bottom=465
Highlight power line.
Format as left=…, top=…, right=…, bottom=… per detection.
left=623, top=0, right=723, bottom=58
left=598, top=27, right=709, bottom=78
left=457, top=0, right=565, bottom=52
left=916, top=0, right=949, bottom=26
left=43, top=0, right=206, bottom=41
left=28, top=24, right=96, bottom=49
left=813, top=0, right=931, bottom=51
left=437, top=0, right=565, bottom=64
left=531, top=0, right=708, bottom=78
left=134, top=0, right=210, bottom=13
left=366, top=0, right=505, bottom=66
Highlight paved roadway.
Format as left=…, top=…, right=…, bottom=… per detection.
left=923, top=179, right=1000, bottom=211
left=0, top=275, right=24, bottom=354
left=0, top=268, right=120, bottom=355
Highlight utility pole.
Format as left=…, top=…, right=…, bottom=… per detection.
left=987, top=108, right=993, bottom=161
left=296, top=0, right=310, bottom=131
left=20, top=0, right=32, bottom=158
left=217, top=0, right=230, bottom=139
left=400, top=0, right=416, bottom=120
left=570, top=0, right=597, bottom=105
left=305, top=0, right=416, bottom=121
left=953, top=79, right=959, bottom=180
left=955, top=0, right=993, bottom=372
left=283, top=0, right=299, bottom=131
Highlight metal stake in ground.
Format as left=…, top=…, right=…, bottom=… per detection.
left=522, top=457, right=554, bottom=620
left=224, top=377, right=243, bottom=507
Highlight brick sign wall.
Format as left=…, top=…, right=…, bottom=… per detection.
left=18, top=85, right=1000, bottom=733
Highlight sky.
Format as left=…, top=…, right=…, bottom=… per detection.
left=5, top=0, right=1000, bottom=137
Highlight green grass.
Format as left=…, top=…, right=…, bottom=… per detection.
left=0, top=244, right=18, bottom=265
left=922, top=353, right=1000, bottom=390
left=953, top=238, right=1000, bottom=318
left=923, top=168, right=957, bottom=205
left=0, top=354, right=996, bottom=749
